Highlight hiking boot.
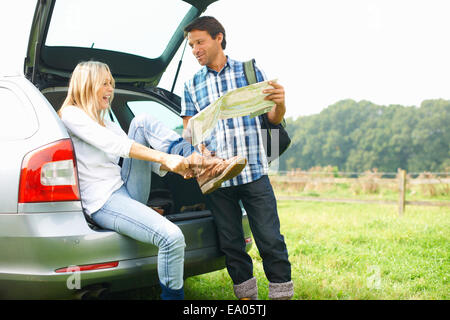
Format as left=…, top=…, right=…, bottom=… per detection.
left=187, top=152, right=247, bottom=194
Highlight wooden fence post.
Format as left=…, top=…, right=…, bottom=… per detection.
left=398, top=168, right=406, bottom=216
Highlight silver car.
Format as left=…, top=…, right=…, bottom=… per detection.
left=0, top=0, right=252, bottom=299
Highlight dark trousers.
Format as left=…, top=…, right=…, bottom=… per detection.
left=205, top=175, right=291, bottom=285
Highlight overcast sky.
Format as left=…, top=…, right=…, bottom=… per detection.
left=2, top=0, right=449, bottom=119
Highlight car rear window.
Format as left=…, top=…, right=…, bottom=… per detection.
left=0, top=86, right=38, bottom=140
left=45, top=0, right=192, bottom=59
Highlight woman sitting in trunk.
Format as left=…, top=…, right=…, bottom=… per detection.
left=58, top=61, right=246, bottom=300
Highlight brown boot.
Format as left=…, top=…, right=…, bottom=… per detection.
left=187, top=152, right=247, bottom=194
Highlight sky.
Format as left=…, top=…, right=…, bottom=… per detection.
left=1, top=0, right=449, bottom=119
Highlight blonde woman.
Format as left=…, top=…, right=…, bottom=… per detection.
left=58, top=61, right=246, bottom=300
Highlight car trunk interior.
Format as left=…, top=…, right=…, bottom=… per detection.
left=42, top=87, right=210, bottom=222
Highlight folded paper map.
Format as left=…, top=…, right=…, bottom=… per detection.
left=185, top=79, right=277, bottom=145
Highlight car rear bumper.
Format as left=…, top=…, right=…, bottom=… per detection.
left=0, top=245, right=234, bottom=299
left=0, top=210, right=252, bottom=299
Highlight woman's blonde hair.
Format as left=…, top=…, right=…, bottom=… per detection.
left=59, top=61, right=115, bottom=126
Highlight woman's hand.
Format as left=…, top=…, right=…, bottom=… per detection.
left=161, top=154, right=194, bottom=179
left=129, top=142, right=194, bottom=179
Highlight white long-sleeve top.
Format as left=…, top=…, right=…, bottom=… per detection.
left=60, top=105, right=166, bottom=215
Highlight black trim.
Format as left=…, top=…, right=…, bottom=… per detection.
left=165, top=210, right=212, bottom=222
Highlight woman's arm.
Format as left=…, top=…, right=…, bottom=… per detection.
left=61, top=106, right=133, bottom=158
left=129, top=142, right=193, bottom=179
left=61, top=106, right=193, bottom=178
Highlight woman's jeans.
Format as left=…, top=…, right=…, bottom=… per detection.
left=91, top=114, right=194, bottom=290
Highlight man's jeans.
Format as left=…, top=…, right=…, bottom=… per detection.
left=205, top=175, right=292, bottom=285
left=91, top=114, right=193, bottom=290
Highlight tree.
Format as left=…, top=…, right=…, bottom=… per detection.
left=279, top=99, right=450, bottom=173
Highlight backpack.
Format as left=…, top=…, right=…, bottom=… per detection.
left=243, top=59, right=291, bottom=163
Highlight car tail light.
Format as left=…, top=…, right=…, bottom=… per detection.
left=19, top=139, right=80, bottom=203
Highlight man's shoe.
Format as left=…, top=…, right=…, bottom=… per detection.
left=233, top=277, right=258, bottom=300
left=268, top=281, right=294, bottom=300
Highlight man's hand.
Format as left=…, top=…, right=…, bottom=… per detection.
left=263, top=81, right=286, bottom=125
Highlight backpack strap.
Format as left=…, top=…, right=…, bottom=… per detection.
left=243, top=59, right=273, bottom=141
left=243, top=59, right=257, bottom=85
left=243, top=59, right=291, bottom=161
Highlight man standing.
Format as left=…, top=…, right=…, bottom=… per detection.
left=181, top=16, right=293, bottom=300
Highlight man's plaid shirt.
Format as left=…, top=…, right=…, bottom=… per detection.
left=181, top=57, right=269, bottom=187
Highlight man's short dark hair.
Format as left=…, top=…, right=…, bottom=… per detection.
left=184, top=16, right=227, bottom=50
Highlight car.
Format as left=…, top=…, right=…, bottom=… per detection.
left=0, top=0, right=252, bottom=299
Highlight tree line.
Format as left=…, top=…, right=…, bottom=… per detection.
left=279, top=99, right=450, bottom=173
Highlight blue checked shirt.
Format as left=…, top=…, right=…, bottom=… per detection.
left=181, top=57, right=269, bottom=187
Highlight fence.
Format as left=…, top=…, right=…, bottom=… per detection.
left=269, top=168, right=450, bottom=216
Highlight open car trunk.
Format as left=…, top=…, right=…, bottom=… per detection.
left=42, top=86, right=212, bottom=222
left=25, top=0, right=218, bottom=89
left=27, top=0, right=222, bottom=222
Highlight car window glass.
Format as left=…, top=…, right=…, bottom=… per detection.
left=45, top=0, right=191, bottom=59
left=0, top=87, right=38, bottom=141
left=128, top=101, right=183, bottom=135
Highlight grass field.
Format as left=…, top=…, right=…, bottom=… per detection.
left=108, top=200, right=449, bottom=300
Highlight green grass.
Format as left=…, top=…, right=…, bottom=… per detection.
left=107, top=201, right=449, bottom=300
left=275, top=201, right=449, bottom=300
